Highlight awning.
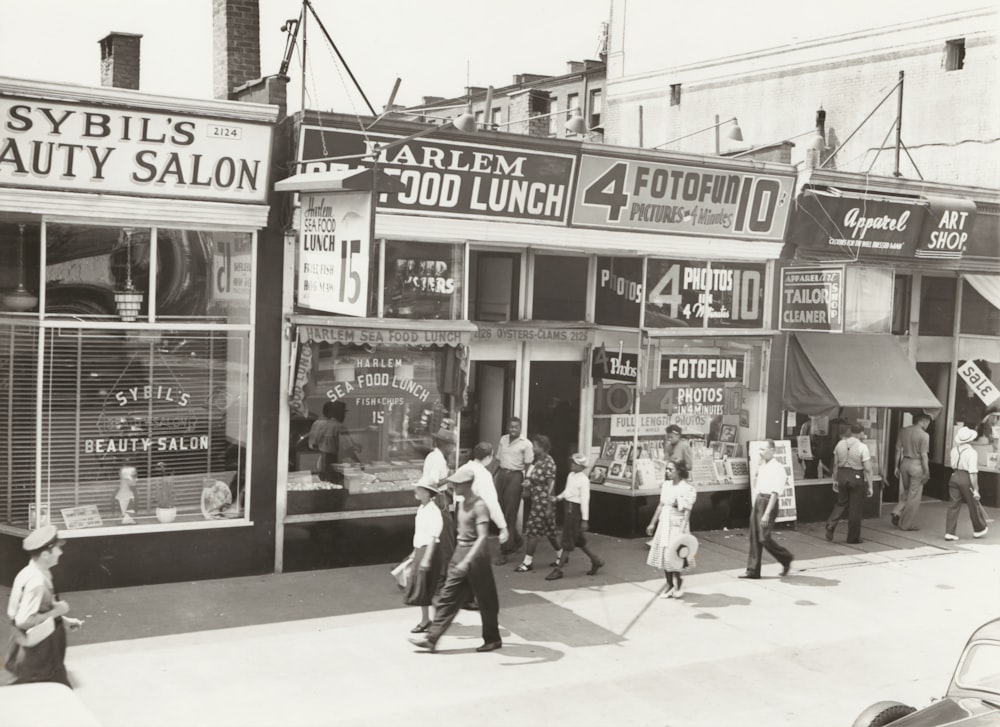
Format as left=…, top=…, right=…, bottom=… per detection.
left=784, top=332, right=941, bottom=416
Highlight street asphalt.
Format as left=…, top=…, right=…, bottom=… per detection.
left=1, top=499, right=998, bottom=727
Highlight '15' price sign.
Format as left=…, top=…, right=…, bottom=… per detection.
left=298, top=191, right=371, bottom=316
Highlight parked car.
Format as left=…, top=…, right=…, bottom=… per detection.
left=852, top=618, right=1000, bottom=726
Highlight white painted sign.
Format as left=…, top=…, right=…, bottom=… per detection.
left=610, top=413, right=671, bottom=436
left=957, top=360, right=1000, bottom=407
left=0, top=97, right=273, bottom=202
left=298, top=191, right=371, bottom=316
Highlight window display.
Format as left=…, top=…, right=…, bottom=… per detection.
left=954, top=358, right=1000, bottom=472
left=789, top=407, right=886, bottom=482
left=383, top=241, right=463, bottom=320
left=645, top=259, right=766, bottom=329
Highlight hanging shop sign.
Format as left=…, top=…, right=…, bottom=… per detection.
left=791, top=191, right=977, bottom=261
left=0, top=95, right=273, bottom=203
left=595, top=257, right=643, bottom=327
left=779, top=266, right=844, bottom=332
left=591, top=344, right=638, bottom=382
left=298, top=191, right=371, bottom=316
left=571, top=153, right=793, bottom=241
left=957, top=359, right=1000, bottom=407
left=297, top=125, right=576, bottom=223
left=645, top=260, right=766, bottom=329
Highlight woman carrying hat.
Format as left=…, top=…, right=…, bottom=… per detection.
left=404, top=482, right=447, bottom=633
left=945, top=427, right=989, bottom=541
left=646, top=460, right=697, bottom=598
left=546, top=453, right=604, bottom=581
left=5, top=526, right=83, bottom=686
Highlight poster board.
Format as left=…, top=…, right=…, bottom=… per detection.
left=747, top=440, right=797, bottom=523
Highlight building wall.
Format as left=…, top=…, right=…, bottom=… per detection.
left=605, top=6, right=999, bottom=186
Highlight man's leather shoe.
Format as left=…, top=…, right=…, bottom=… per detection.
left=476, top=640, right=502, bottom=652
left=545, top=568, right=563, bottom=581
left=586, top=559, right=604, bottom=576
left=409, top=636, right=436, bottom=652
left=781, top=561, right=793, bottom=576
left=890, top=513, right=900, bottom=528
left=462, top=600, right=480, bottom=610
left=824, top=526, right=834, bottom=542
left=846, top=539, right=863, bottom=544
left=738, top=573, right=760, bottom=579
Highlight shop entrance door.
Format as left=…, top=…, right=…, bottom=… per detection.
left=461, top=361, right=515, bottom=458
left=527, top=361, right=581, bottom=489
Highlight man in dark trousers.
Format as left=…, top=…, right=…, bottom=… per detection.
left=892, top=413, right=931, bottom=531
left=826, top=423, right=873, bottom=544
left=494, top=416, right=533, bottom=564
left=409, top=467, right=502, bottom=653
left=740, top=439, right=793, bottom=579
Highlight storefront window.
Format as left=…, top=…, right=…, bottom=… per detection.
left=469, top=250, right=520, bottom=322
left=843, top=267, right=893, bottom=333
left=788, top=407, right=887, bottom=482
left=590, top=338, right=766, bottom=493
left=288, top=337, right=467, bottom=514
left=0, top=324, right=249, bottom=528
left=891, top=273, right=912, bottom=335
left=595, top=257, right=642, bottom=327
left=954, top=357, right=1000, bottom=472
left=383, top=241, right=463, bottom=320
left=0, top=221, right=41, bottom=314
left=157, top=230, right=253, bottom=324
left=918, top=276, right=957, bottom=336
left=961, top=277, right=1000, bottom=336
left=532, top=253, right=587, bottom=321
left=645, top=259, right=766, bottom=329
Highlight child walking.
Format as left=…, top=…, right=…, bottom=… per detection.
left=546, top=453, right=604, bottom=580
left=646, top=460, right=697, bottom=598
left=404, top=482, right=446, bottom=633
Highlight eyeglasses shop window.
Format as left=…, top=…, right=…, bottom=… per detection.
left=383, top=241, right=464, bottom=320
left=0, top=325, right=250, bottom=529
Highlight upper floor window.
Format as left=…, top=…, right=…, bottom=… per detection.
left=945, top=39, right=966, bottom=71
left=918, top=276, right=957, bottom=336
left=589, top=89, right=603, bottom=128
left=670, top=84, right=682, bottom=107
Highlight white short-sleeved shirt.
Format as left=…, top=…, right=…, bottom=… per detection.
left=452, top=460, right=507, bottom=529
left=7, top=561, right=51, bottom=628
left=756, top=458, right=788, bottom=497
left=418, top=448, right=450, bottom=487
left=412, top=502, right=443, bottom=548
left=950, top=445, right=978, bottom=474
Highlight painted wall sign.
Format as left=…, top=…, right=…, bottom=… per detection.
left=299, top=326, right=468, bottom=346
left=297, top=126, right=576, bottom=223
left=0, top=96, right=272, bottom=203
left=779, top=266, right=844, bottom=332
left=473, top=325, right=592, bottom=343
left=918, top=197, right=977, bottom=261
left=298, top=191, right=371, bottom=317
left=957, top=359, right=1000, bottom=407
left=645, top=260, right=766, bottom=328
left=660, top=354, right=745, bottom=384
left=572, top=154, right=793, bottom=241
left=595, top=257, right=642, bottom=327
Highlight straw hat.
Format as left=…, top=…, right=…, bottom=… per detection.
left=445, top=466, right=475, bottom=485
left=954, top=426, right=977, bottom=445
left=667, top=533, right=699, bottom=571
left=414, top=481, right=442, bottom=495
left=23, top=525, right=63, bottom=553
left=570, top=452, right=588, bottom=467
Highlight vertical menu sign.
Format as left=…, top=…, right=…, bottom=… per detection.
left=299, top=191, right=371, bottom=316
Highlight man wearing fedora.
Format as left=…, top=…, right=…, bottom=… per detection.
left=5, top=525, right=83, bottom=686
left=946, top=426, right=988, bottom=541
left=740, top=439, right=793, bottom=579
left=410, top=467, right=503, bottom=653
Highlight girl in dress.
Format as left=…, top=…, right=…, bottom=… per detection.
left=646, top=460, right=697, bottom=598
left=404, top=482, right=445, bottom=633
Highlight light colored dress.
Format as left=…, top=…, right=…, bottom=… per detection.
left=647, top=479, right=697, bottom=571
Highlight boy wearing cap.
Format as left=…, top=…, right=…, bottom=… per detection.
left=410, top=466, right=502, bottom=653
left=546, top=453, right=604, bottom=580
left=5, top=525, right=83, bottom=686
left=946, top=426, right=988, bottom=541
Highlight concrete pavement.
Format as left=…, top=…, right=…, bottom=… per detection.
left=2, top=499, right=998, bottom=727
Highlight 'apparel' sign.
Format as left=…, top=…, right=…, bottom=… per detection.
left=779, top=266, right=844, bottom=332
left=0, top=96, right=272, bottom=203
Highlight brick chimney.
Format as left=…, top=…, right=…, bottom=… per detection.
left=213, top=0, right=261, bottom=100
left=99, top=32, right=142, bottom=90
left=507, top=89, right=552, bottom=137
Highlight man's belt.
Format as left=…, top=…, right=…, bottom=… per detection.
left=500, top=467, right=521, bottom=472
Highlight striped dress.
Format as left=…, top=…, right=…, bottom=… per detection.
left=647, top=480, right=696, bottom=571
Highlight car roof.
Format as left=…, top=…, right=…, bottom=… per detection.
left=968, top=618, right=1000, bottom=643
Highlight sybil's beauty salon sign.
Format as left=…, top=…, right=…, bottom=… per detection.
left=0, top=94, right=273, bottom=203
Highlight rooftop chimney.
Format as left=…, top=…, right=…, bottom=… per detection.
left=99, top=32, right=142, bottom=90
left=213, top=0, right=261, bottom=100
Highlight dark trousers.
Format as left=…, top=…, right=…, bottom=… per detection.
left=946, top=475, right=987, bottom=536
left=495, top=469, right=524, bottom=553
left=427, top=544, right=500, bottom=646
left=746, top=493, right=792, bottom=576
left=827, top=469, right=866, bottom=543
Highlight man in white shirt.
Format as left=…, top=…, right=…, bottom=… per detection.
left=739, top=439, right=793, bottom=579
left=418, top=427, right=456, bottom=488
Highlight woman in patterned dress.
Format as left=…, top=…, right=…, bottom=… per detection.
left=514, top=435, right=562, bottom=572
left=646, top=460, right=697, bottom=598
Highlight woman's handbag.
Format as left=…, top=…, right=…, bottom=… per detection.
left=390, top=556, right=413, bottom=590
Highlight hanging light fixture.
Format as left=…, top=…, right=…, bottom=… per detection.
left=114, top=228, right=143, bottom=322
left=2, top=223, right=38, bottom=312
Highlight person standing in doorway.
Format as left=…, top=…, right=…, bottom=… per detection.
left=494, top=417, right=533, bottom=565
left=825, top=423, right=873, bottom=544
left=409, top=468, right=503, bottom=653
left=892, top=414, right=931, bottom=531
left=515, top=435, right=562, bottom=573
left=5, top=526, right=84, bottom=686
left=740, top=439, right=793, bottom=579
left=945, top=426, right=989, bottom=541
left=546, top=453, right=604, bottom=580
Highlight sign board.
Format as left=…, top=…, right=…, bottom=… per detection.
left=659, top=354, right=745, bottom=384
left=0, top=96, right=272, bottom=203
left=957, top=360, right=1000, bottom=407
left=473, top=325, right=592, bottom=344
left=298, top=191, right=371, bottom=316
left=595, top=257, right=643, bottom=327
left=779, top=266, right=844, bottom=332
left=61, top=505, right=104, bottom=529
left=572, top=154, right=793, bottom=241
left=212, top=235, right=253, bottom=302
left=592, top=344, right=638, bottom=382
left=297, top=126, right=576, bottom=223
left=747, top=440, right=797, bottom=523
left=645, top=260, right=766, bottom=329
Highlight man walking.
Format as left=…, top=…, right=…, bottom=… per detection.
left=892, top=414, right=931, bottom=531
left=663, top=424, right=694, bottom=471
left=739, top=439, right=793, bottom=579
left=495, top=417, right=533, bottom=564
left=409, top=467, right=503, bottom=653
left=825, top=423, right=873, bottom=544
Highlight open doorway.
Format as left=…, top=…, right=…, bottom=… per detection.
left=527, top=361, right=581, bottom=490
left=461, top=361, right=515, bottom=459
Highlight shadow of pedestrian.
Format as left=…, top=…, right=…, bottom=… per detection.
left=679, top=592, right=751, bottom=608
left=495, top=642, right=565, bottom=666
left=780, top=574, right=840, bottom=587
